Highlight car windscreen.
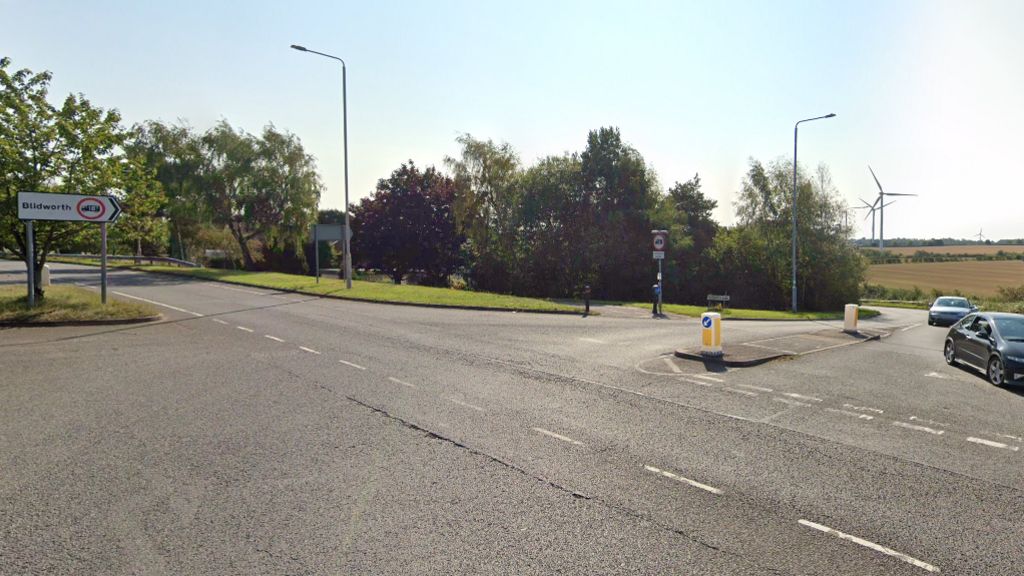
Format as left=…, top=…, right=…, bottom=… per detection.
left=994, top=317, right=1024, bottom=340
left=935, top=298, right=968, bottom=308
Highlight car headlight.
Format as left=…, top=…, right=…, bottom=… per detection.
left=1007, top=356, right=1024, bottom=364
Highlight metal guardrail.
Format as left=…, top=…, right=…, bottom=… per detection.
left=56, top=254, right=201, bottom=268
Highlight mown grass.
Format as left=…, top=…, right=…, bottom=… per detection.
left=134, top=266, right=579, bottom=313
left=0, top=285, right=157, bottom=324
left=859, top=299, right=930, bottom=310
left=627, top=302, right=880, bottom=320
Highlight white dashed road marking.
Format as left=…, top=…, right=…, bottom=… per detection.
left=736, top=384, right=773, bottom=393
left=782, top=392, right=823, bottom=402
left=693, top=374, right=724, bottom=383
left=388, top=376, right=415, bottom=388
left=644, top=465, right=723, bottom=495
left=825, top=408, right=875, bottom=420
left=681, top=377, right=715, bottom=387
left=236, top=326, right=254, bottom=333
left=449, top=398, right=485, bottom=412
left=798, top=519, right=939, bottom=573
left=995, top=433, right=1024, bottom=442
left=967, top=437, right=1020, bottom=451
left=844, top=403, right=884, bottom=414
left=723, top=387, right=757, bottom=397
left=773, top=397, right=812, bottom=407
left=925, top=372, right=951, bottom=379
left=579, top=337, right=608, bottom=344
left=298, top=346, right=320, bottom=355
left=338, top=360, right=366, bottom=370
left=211, top=318, right=229, bottom=325
left=112, top=291, right=204, bottom=317
left=908, top=416, right=948, bottom=428
left=264, top=335, right=285, bottom=343
left=893, top=421, right=944, bottom=435
left=532, top=427, right=583, bottom=446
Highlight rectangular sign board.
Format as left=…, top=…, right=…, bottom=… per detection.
left=313, top=224, right=350, bottom=242
left=653, top=250, right=665, bottom=260
left=18, top=191, right=122, bottom=223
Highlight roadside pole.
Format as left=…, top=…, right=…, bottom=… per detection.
left=25, top=221, right=35, bottom=308
left=651, top=229, right=668, bottom=317
left=658, top=258, right=663, bottom=315
left=314, top=225, right=320, bottom=284
left=100, top=222, right=108, bottom=304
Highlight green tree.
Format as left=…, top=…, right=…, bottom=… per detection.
left=198, top=121, right=321, bottom=269
left=0, top=57, right=125, bottom=296
left=110, top=158, right=168, bottom=258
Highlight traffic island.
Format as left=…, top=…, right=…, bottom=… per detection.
left=675, top=328, right=887, bottom=367
left=0, top=285, right=161, bottom=326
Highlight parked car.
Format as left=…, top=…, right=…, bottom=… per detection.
left=928, top=296, right=976, bottom=326
left=944, top=312, right=1024, bottom=386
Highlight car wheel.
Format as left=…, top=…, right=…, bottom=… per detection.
left=988, top=356, right=1006, bottom=386
left=944, top=340, right=957, bottom=365
left=928, top=319, right=934, bottom=326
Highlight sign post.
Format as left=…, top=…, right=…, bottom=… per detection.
left=651, top=230, right=668, bottom=316
left=17, top=191, right=122, bottom=306
left=311, top=224, right=347, bottom=283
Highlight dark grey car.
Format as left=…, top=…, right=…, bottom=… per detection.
left=928, top=296, right=976, bottom=326
left=944, top=312, right=1024, bottom=386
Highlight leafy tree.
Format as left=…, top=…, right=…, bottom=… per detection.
left=198, top=121, right=321, bottom=269
left=0, top=57, right=125, bottom=296
left=110, top=158, right=168, bottom=258
left=445, top=134, right=522, bottom=291
left=351, top=162, right=462, bottom=285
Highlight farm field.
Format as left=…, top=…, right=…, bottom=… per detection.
left=867, top=259, right=1024, bottom=297
left=871, top=244, right=1024, bottom=256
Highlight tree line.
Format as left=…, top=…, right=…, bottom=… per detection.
left=2, top=57, right=863, bottom=310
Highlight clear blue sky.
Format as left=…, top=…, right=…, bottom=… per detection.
left=5, top=0, right=1023, bottom=240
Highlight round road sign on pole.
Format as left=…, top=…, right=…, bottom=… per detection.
left=652, top=230, right=667, bottom=251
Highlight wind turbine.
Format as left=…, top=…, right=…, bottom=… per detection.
left=868, top=166, right=917, bottom=252
left=854, top=197, right=895, bottom=243
left=976, top=228, right=986, bottom=243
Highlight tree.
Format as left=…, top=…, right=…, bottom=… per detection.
left=351, top=162, right=462, bottom=285
left=0, top=57, right=125, bottom=297
left=198, top=121, right=321, bottom=269
left=110, top=158, right=168, bottom=258
left=445, top=134, right=522, bottom=292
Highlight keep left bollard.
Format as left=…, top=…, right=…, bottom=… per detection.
left=700, top=312, right=723, bottom=357
left=844, top=304, right=859, bottom=334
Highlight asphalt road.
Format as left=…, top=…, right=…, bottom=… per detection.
left=2, top=261, right=1022, bottom=575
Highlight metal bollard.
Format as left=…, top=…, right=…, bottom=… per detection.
left=844, top=304, right=859, bottom=334
left=583, top=285, right=591, bottom=316
left=700, top=312, right=723, bottom=356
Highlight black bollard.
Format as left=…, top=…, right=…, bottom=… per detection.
left=584, top=285, right=591, bottom=316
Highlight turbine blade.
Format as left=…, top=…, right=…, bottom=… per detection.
left=884, top=192, right=917, bottom=197
left=868, top=165, right=884, bottom=194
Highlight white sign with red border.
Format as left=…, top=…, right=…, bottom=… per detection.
left=652, top=232, right=667, bottom=251
left=17, top=191, right=122, bottom=223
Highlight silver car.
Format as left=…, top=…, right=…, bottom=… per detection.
left=928, top=296, right=977, bottom=327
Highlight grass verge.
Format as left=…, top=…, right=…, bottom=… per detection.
left=628, top=302, right=880, bottom=320
left=859, top=299, right=929, bottom=310
left=0, top=285, right=158, bottom=324
left=133, top=266, right=579, bottom=313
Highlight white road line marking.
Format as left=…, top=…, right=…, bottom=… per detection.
left=680, top=377, right=715, bottom=387
left=723, top=387, right=758, bottom=397
left=736, top=384, right=773, bottom=392
left=298, top=346, right=320, bottom=355
left=662, top=357, right=682, bottom=373
left=264, top=335, right=285, bottom=343
left=449, top=398, right=485, bottom=412
left=908, top=416, right=948, bottom=428
left=844, top=403, right=884, bottom=414
left=338, top=360, right=366, bottom=370
left=995, top=433, right=1024, bottom=442
left=925, top=371, right=951, bottom=379
left=773, top=397, right=811, bottom=407
left=211, top=318, right=229, bottom=325
left=579, top=337, right=607, bottom=344
left=693, top=374, right=725, bottom=382
left=782, top=392, right=823, bottom=402
left=893, top=421, right=944, bottom=435
left=901, top=323, right=922, bottom=332
left=112, top=291, right=204, bottom=316
left=966, top=437, right=1020, bottom=451
left=825, top=408, right=875, bottom=420
left=644, top=465, right=723, bottom=495
left=743, top=342, right=799, bottom=355
left=798, top=519, right=939, bottom=573
left=236, top=326, right=254, bottom=333
left=531, top=427, right=583, bottom=445
left=388, top=376, right=415, bottom=388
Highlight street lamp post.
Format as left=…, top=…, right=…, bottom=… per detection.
left=291, top=44, right=352, bottom=289
left=791, top=113, right=835, bottom=313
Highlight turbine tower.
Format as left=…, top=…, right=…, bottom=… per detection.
left=868, top=166, right=917, bottom=252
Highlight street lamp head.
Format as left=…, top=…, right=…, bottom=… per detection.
left=290, top=44, right=308, bottom=52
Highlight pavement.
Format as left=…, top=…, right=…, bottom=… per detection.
left=2, top=261, right=1023, bottom=575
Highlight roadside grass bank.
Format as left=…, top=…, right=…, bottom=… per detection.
left=131, top=266, right=579, bottom=313
left=862, top=283, right=1024, bottom=314
left=627, top=302, right=880, bottom=321
left=860, top=299, right=929, bottom=310
left=0, top=285, right=158, bottom=324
